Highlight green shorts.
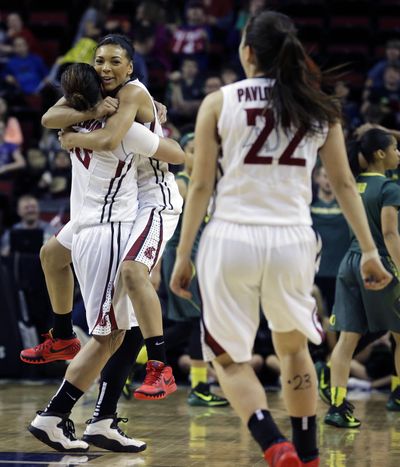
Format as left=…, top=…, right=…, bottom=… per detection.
left=330, top=251, right=400, bottom=333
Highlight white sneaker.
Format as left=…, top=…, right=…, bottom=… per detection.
left=28, top=411, right=89, bottom=452
left=82, top=414, right=146, bottom=453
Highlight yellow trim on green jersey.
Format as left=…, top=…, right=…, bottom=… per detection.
left=359, top=172, right=386, bottom=177
left=310, top=206, right=342, bottom=215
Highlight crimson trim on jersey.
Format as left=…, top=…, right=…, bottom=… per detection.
left=123, top=208, right=155, bottom=261
left=203, top=322, right=227, bottom=357
left=100, top=159, right=132, bottom=223
left=92, top=222, right=119, bottom=334
left=149, top=212, right=163, bottom=272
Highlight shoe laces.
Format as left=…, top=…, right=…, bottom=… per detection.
left=113, top=416, right=129, bottom=438
left=86, top=415, right=130, bottom=438
left=62, top=418, right=78, bottom=441
left=142, top=362, right=163, bottom=386
left=33, top=332, right=55, bottom=351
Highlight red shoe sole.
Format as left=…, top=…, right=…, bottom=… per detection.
left=20, top=350, right=80, bottom=364
left=133, top=383, right=178, bottom=400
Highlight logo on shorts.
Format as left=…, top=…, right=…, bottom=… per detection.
left=144, top=246, right=156, bottom=259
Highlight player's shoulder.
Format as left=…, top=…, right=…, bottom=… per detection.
left=117, top=80, right=149, bottom=102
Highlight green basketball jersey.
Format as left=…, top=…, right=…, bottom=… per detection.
left=166, top=172, right=203, bottom=251
left=349, top=173, right=400, bottom=255
left=311, top=199, right=351, bottom=277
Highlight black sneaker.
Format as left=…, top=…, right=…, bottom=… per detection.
left=324, top=400, right=361, bottom=428
left=28, top=411, right=89, bottom=452
left=187, top=382, right=229, bottom=407
left=83, top=414, right=146, bottom=452
left=386, top=386, right=400, bottom=411
left=315, top=361, right=331, bottom=405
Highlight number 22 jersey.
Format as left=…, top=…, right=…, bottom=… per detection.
left=215, top=77, right=328, bottom=226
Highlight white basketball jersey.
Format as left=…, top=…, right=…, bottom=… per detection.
left=215, top=78, right=328, bottom=225
left=128, top=80, right=183, bottom=216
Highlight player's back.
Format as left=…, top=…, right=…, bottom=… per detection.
left=70, top=118, right=140, bottom=227
left=215, top=78, right=328, bottom=226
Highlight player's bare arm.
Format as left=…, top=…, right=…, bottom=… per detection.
left=55, top=85, right=150, bottom=152
left=41, top=96, right=118, bottom=129
left=170, top=90, right=222, bottom=298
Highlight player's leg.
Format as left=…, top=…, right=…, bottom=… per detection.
left=20, top=224, right=80, bottom=364
left=82, top=327, right=147, bottom=452
left=197, top=220, right=301, bottom=466
left=121, top=208, right=179, bottom=399
left=187, top=319, right=229, bottom=407
left=261, top=225, right=323, bottom=465
left=29, top=330, right=124, bottom=453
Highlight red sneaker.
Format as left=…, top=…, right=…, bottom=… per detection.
left=134, top=361, right=177, bottom=400
left=264, top=441, right=301, bottom=467
left=20, top=329, right=81, bottom=364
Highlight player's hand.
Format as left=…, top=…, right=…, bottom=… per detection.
left=154, top=100, right=167, bottom=124
left=58, top=129, right=76, bottom=150
left=95, top=96, right=119, bottom=118
left=170, top=255, right=193, bottom=300
left=360, top=254, right=392, bottom=290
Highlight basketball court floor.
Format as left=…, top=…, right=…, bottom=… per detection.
left=0, top=382, right=399, bottom=466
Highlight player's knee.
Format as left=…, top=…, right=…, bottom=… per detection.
left=40, top=241, right=55, bottom=269
left=274, top=330, right=308, bottom=356
left=121, top=261, right=149, bottom=295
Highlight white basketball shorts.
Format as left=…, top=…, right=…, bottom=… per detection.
left=197, top=219, right=323, bottom=363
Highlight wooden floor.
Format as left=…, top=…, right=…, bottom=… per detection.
left=0, top=382, right=399, bottom=466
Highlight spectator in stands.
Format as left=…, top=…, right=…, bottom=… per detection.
left=170, top=1, right=210, bottom=71
left=166, top=57, right=205, bottom=126
left=73, top=0, right=114, bottom=44
left=203, top=74, right=222, bottom=95
left=132, top=27, right=155, bottom=87
left=2, top=36, right=48, bottom=97
left=134, top=0, right=172, bottom=74
left=37, top=149, right=71, bottom=200
left=0, top=194, right=57, bottom=256
left=334, top=80, right=362, bottom=138
left=362, top=64, right=400, bottom=128
left=4, top=12, right=40, bottom=56
left=366, top=39, right=400, bottom=89
left=45, top=21, right=100, bottom=87
left=0, top=120, right=25, bottom=180
left=0, top=97, right=23, bottom=146
left=203, top=0, right=234, bottom=31
left=220, top=65, right=240, bottom=85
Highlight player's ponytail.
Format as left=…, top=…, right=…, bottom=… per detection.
left=244, top=11, right=341, bottom=134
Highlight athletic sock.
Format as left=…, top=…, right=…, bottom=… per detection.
left=191, top=366, right=207, bottom=388
left=331, top=386, right=347, bottom=406
left=248, top=409, right=286, bottom=452
left=291, top=415, right=318, bottom=462
left=145, top=335, right=166, bottom=363
left=94, top=327, right=143, bottom=418
left=45, top=379, right=83, bottom=414
left=391, top=375, right=400, bottom=392
left=52, top=312, right=74, bottom=339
